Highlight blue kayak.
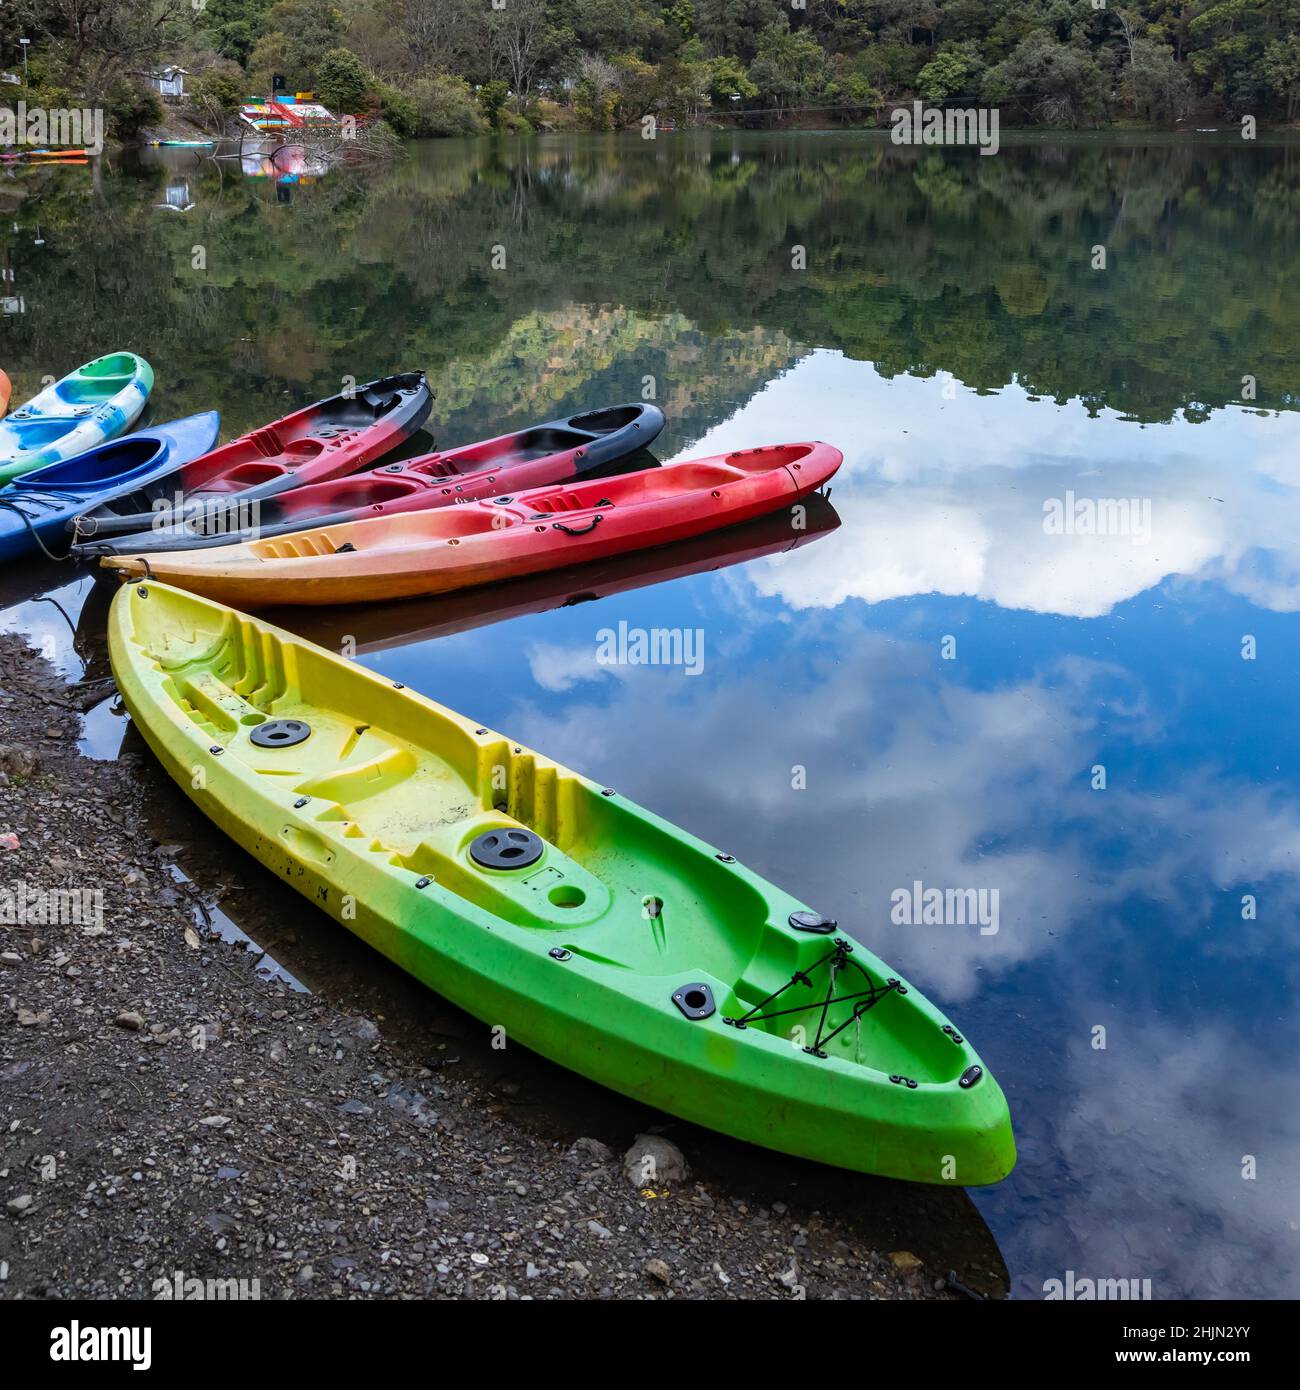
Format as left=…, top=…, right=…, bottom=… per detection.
left=0, top=412, right=219, bottom=563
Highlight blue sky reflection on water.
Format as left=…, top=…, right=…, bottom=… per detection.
left=341, top=350, right=1299, bottom=1299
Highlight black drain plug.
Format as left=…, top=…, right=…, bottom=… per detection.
left=469, top=827, right=544, bottom=870
left=250, top=719, right=312, bottom=748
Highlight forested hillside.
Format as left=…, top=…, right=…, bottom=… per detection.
left=3, top=1, right=1299, bottom=140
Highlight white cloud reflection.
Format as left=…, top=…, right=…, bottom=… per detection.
left=672, top=351, right=1300, bottom=618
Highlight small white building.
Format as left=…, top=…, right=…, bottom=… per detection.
left=146, top=66, right=188, bottom=101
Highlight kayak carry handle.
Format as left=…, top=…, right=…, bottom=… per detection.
left=552, top=515, right=603, bottom=537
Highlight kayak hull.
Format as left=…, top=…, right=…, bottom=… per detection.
left=72, top=402, right=664, bottom=557
left=70, top=372, right=431, bottom=540
left=108, top=582, right=1016, bottom=1185
left=100, top=442, right=843, bottom=607
left=0, top=413, right=220, bottom=563
left=0, top=352, right=153, bottom=484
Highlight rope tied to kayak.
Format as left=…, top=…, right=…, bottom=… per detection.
left=0, top=493, right=77, bottom=562
left=721, top=938, right=901, bottom=1060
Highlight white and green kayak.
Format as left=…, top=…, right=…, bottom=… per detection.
left=0, top=352, right=153, bottom=485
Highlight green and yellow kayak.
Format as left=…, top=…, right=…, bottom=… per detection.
left=108, top=582, right=1016, bottom=1185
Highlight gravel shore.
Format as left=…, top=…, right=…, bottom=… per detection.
left=0, top=629, right=1006, bottom=1300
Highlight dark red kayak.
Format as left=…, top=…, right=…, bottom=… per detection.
left=71, top=373, right=431, bottom=542
left=71, top=402, right=663, bottom=556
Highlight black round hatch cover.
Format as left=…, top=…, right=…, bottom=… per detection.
left=249, top=719, right=312, bottom=749
left=469, top=827, right=544, bottom=870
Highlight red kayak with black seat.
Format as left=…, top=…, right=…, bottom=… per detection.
left=98, top=441, right=842, bottom=607
left=72, top=402, right=663, bottom=557
left=70, top=372, right=431, bottom=543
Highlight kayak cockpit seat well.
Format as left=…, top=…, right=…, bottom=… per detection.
left=201, top=459, right=298, bottom=492
left=386, top=745, right=777, bottom=976
left=75, top=353, right=143, bottom=391
left=529, top=462, right=739, bottom=514
left=278, top=477, right=424, bottom=514
left=724, top=443, right=816, bottom=472
left=140, top=606, right=790, bottom=992
left=568, top=405, right=642, bottom=433
left=452, top=428, right=592, bottom=466
left=30, top=437, right=163, bottom=489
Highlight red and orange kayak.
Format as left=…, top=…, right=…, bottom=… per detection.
left=100, top=441, right=841, bottom=607
left=277, top=490, right=842, bottom=652
left=71, top=373, right=431, bottom=541
left=0, top=370, right=10, bottom=419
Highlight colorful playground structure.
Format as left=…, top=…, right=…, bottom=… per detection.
left=238, top=94, right=351, bottom=135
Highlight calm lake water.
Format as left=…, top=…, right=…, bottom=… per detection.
left=2, top=131, right=1298, bottom=1299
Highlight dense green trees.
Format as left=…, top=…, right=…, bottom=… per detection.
left=916, top=42, right=984, bottom=104
left=7, top=134, right=1298, bottom=434
left=247, top=0, right=346, bottom=94
left=1188, top=0, right=1300, bottom=110
left=199, top=0, right=273, bottom=67
left=2, top=0, right=1298, bottom=139
left=1261, top=36, right=1300, bottom=121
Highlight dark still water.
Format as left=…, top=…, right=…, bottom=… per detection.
left=2, top=132, right=1298, bottom=1299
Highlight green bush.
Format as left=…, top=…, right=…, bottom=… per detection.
left=917, top=42, right=984, bottom=106
left=850, top=42, right=923, bottom=103
left=376, top=82, right=419, bottom=137
left=477, top=80, right=510, bottom=130
left=13, top=72, right=75, bottom=116
left=189, top=69, right=245, bottom=131
left=105, top=80, right=163, bottom=140
left=198, top=0, right=268, bottom=66
left=1123, top=40, right=1191, bottom=124
left=834, top=72, right=883, bottom=120
left=530, top=96, right=577, bottom=130
left=408, top=74, right=485, bottom=137
left=573, top=75, right=618, bottom=130
left=316, top=47, right=370, bottom=115
left=706, top=56, right=757, bottom=107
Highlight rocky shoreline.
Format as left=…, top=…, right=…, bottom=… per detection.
left=0, top=631, right=1002, bottom=1300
